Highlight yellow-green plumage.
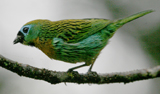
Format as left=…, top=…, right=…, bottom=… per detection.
left=13, top=10, right=153, bottom=72
left=25, top=19, right=111, bottom=43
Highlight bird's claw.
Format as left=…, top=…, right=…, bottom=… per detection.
left=67, top=69, right=73, bottom=73
left=87, top=71, right=98, bottom=76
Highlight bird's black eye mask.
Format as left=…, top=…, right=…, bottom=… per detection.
left=13, top=31, right=24, bottom=44
left=17, top=31, right=24, bottom=36
left=13, top=25, right=32, bottom=44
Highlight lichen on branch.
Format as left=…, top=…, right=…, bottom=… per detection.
left=0, top=54, right=160, bottom=84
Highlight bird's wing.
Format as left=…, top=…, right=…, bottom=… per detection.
left=51, top=19, right=111, bottom=43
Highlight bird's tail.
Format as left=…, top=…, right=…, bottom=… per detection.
left=106, top=10, right=154, bottom=37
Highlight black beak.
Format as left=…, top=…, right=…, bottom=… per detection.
left=13, top=31, right=24, bottom=44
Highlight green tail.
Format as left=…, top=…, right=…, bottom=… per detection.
left=106, top=10, right=154, bottom=34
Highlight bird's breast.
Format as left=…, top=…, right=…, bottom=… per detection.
left=34, top=37, right=56, bottom=59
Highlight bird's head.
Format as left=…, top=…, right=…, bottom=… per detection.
left=13, top=20, right=47, bottom=46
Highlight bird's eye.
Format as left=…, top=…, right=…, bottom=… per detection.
left=23, top=27, right=29, bottom=33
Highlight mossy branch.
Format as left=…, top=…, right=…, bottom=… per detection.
left=0, top=54, right=160, bottom=84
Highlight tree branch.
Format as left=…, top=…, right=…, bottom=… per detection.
left=0, top=54, right=160, bottom=84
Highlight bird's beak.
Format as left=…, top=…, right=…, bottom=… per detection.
left=13, top=31, right=24, bottom=44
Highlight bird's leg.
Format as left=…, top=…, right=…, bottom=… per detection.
left=67, top=56, right=98, bottom=72
left=87, top=56, right=98, bottom=73
left=87, top=62, right=98, bottom=77
left=67, top=63, right=87, bottom=72
left=88, top=63, right=94, bottom=72
left=87, top=61, right=98, bottom=77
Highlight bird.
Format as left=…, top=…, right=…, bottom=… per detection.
left=13, top=10, right=153, bottom=72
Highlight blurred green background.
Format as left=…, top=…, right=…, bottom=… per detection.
left=0, top=0, right=160, bottom=94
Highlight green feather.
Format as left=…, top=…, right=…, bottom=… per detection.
left=30, top=19, right=111, bottom=43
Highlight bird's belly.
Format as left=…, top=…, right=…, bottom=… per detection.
left=51, top=32, right=109, bottom=64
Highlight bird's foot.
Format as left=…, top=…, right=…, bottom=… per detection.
left=67, top=69, right=78, bottom=74
left=67, top=69, right=73, bottom=73
left=87, top=71, right=98, bottom=76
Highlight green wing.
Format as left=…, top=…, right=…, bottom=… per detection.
left=56, top=19, right=111, bottom=43
left=41, top=19, right=111, bottom=43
